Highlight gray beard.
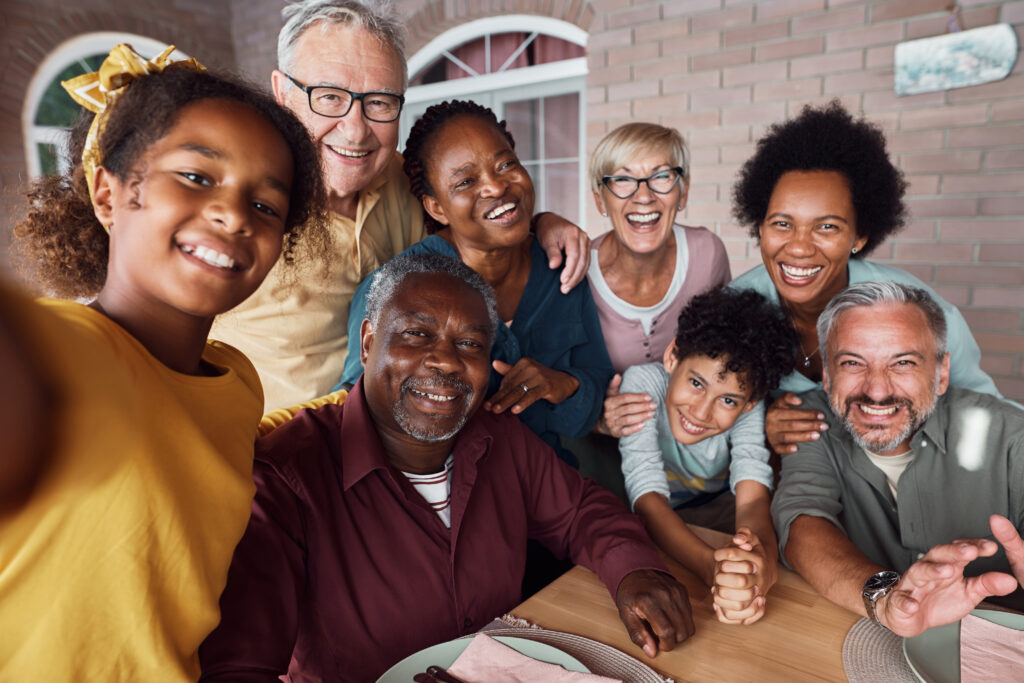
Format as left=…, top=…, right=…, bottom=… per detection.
left=393, top=375, right=475, bottom=443
left=831, top=383, right=937, bottom=454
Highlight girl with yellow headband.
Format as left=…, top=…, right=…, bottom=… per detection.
left=1, top=45, right=326, bottom=679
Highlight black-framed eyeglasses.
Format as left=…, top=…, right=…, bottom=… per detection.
left=284, top=73, right=405, bottom=122
left=601, top=167, right=685, bottom=199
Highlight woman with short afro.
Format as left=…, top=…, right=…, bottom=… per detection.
left=728, top=100, right=1002, bottom=455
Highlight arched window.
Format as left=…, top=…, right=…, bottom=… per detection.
left=23, top=33, right=183, bottom=178
left=404, top=16, right=588, bottom=226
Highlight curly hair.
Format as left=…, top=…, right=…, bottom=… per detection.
left=672, top=287, right=797, bottom=401
left=402, top=99, right=517, bottom=234
left=12, top=63, right=329, bottom=299
left=731, top=100, right=907, bottom=257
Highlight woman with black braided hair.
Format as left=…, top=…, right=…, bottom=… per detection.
left=338, top=100, right=613, bottom=465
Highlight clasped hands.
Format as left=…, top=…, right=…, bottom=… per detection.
left=709, top=527, right=777, bottom=625
left=876, top=514, right=1024, bottom=637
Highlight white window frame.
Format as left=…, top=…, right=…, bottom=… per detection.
left=405, top=16, right=589, bottom=227
left=23, top=33, right=184, bottom=177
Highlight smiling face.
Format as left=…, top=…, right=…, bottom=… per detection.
left=94, top=98, right=292, bottom=320
left=420, top=115, right=535, bottom=252
left=360, top=273, right=493, bottom=470
left=593, top=149, right=687, bottom=256
left=273, top=22, right=404, bottom=214
left=824, top=302, right=950, bottom=455
left=662, top=346, right=756, bottom=446
left=758, top=170, right=868, bottom=311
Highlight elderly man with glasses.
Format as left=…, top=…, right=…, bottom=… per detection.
left=212, top=0, right=590, bottom=411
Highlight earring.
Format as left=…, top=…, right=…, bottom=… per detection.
left=677, top=206, right=684, bottom=211
left=601, top=212, right=607, bottom=217
left=851, top=246, right=859, bottom=254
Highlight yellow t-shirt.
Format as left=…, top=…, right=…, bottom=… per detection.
left=211, top=151, right=425, bottom=411
left=0, top=295, right=262, bottom=681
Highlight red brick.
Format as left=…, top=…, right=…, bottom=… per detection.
left=721, top=101, right=787, bottom=126
left=754, top=77, right=823, bottom=101
left=662, top=31, right=721, bottom=57
left=683, top=124, right=750, bottom=147
left=662, top=70, right=722, bottom=95
left=690, top=148, right=720, bottom=166
left=901, top=150, right=982, bottom=174
left=641, top=18, right=692, bottom=42
left=942, top=174, right=1024, bottom=195
left=630, top=93, right=690, bottom=117
left=692, top=6, right=753, bottom=33
left=937, top=265, right=1024, bottom=286
left=756, top=0, right=825, bottom=21
left=906, top=197, right=978, bottom=218
left=663, top=0, right=721, bottom=18
left=870, top=0, right=948, bottom=22
left=588, top=64, right=632, bottom=86
left=588, top=27, right=632, bottom=52
left=790, top=50, right=864, bottom=79
left=866, top=45, right=895, bottom=69
left=824, top=69, right=893, bottom=94
left=981, top=197, right=1024, bottom=216
left=1003, top=2, right=1024, bottom=23
left=723, top=61, right=788, bottom=87
left=881, top=259, right=929, bottom=280
left=587, top=85, right=607, bottom=104
left=980, top=244, right=1024, bottom=262
left=608, top=79, right=660, bottom=101
left=948, top=125, right=1024, bottom=148
left=905, top=175, right=939, bottom=195
left=692, top=47, right=752, bottom=72
left=894, top=242, right=975, bottom=262
left=862, top=89, right=944, bottom=112
left=896, top=220, right=938, bottom=239
left=792, top=6, right=866, bottom=35
left=690, top=85, right=752, bottom=109
left=607, top=4, right=661, bottom=29
left=887, top=130, right=944, bottom=153
left=756, top=36, right=825, bottom=62
left=941, top=220, right=1024, bottom=241
left=974, top=332, right=1024, bottom=351
left=906, top=7, right=1000, bottom=40
left=606, top=42, right=660, bottom=67
left=979, top=355, right=1017, bottom=376
left=994, top=377, right=1024, bottom=402
left=589, top=101, right=632, bottom=120
left=663, top=110, right=723, bottom=130
left=993, top=101, right=1024, bottom=123
left=722, top=22, right=784, bottom=49
left=720, top=142, right=756, bottom=164
left=827, top=22, right=904, bottom=51
left=931, top=285, right=971, bottom=307
left=900, top=104, right=989, bottom=131
left=986, top=150, right=1024, bottom=170
left=949, top=75, right=1024, bottom=104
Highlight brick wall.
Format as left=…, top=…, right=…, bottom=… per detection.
left=0, top=0, right=235, bottom=277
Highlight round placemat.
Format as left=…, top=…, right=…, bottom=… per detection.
left=843, top=617, right=918, bottom=682
left=463, top=627, right=671, bottom=682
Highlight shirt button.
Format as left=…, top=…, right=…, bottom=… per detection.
left=463, top=618, right=473, bottom=629
left=642, top=341, right=649, bottom=347
left=921, top=440, right=928, bottom=448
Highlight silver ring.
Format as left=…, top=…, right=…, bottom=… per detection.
left=520, top=383, right=530, bottom=393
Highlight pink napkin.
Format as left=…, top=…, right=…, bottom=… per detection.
left=959, top=613, right=1024, bottom=683
left=447, top=634, right=622, bottom=683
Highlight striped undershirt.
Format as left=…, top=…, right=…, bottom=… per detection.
left=402, top=454, right=454, bottom=528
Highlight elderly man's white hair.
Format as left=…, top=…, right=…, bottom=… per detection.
left=278, top=0, right=408, bottom=87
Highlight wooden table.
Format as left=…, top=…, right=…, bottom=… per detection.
left=512, top=526, right=860, bottom=682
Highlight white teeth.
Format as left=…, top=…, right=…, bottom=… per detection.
left=680, top=414, right=708, bottom=433
left=328, top=145, right=370, bottom=158
left=626, top=212, right=660, bottom=224
left=412, top=388, right=455, bottom=402
left=781, top=264, right=823, bottom=278
left=486, top=202, right=516, bottom=220
left=859, top=404, right=898, bottom=416
left=185, top=244, right=236, bottom=270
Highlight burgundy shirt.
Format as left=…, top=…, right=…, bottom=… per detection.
left=200, top=381, right=666, bottom=682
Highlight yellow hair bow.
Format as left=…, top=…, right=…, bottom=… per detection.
left=61, top=44, right=206, bottom=224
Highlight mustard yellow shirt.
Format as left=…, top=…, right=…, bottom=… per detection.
left=0, top=295, right=262, bottom=681
left=211, top=152, right=425, bottom=411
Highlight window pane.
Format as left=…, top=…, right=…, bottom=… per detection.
left=543, top=161, right=579, bottom=225
left=543, top=93, right=578, bottom=160
left=35, top=54, right=105, bottom=126
left=504, top=99, right=539, bottom=162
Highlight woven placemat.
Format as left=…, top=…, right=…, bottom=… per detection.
left=843, top=617, right=918, bottom=682
left=471, top=617, right=672, bottom=682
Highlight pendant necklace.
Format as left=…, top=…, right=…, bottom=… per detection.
left=781, top=298, right=820, bottom=368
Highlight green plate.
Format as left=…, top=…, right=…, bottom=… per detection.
left=376, top=635, right=590, bottom=682
left=903, top=608, right=1024, bottom=683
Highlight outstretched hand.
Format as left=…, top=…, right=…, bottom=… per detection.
left=765, top=392, right=828, bottom=455
left=483, top=358, right=578, bottom=415
left=878, top=526, right=1019, bottom=637
left=533, top=212, right=590, bottom=294
left=711, top=528, right=777, bottom=625
left=615, top=569, right=694, bottom=657
left=595, top=374, right=655, bottom=437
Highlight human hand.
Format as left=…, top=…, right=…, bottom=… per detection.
left=711, top=528, right=777, bottom=625
left=766, top=392, right=828, bottom=455
left=877, top=538, right=1018, bottom=637
left=615, top=569, right=694, bottom=657
left=991, top=514, right=1024, bottom=586
left=533, top=212, right=590, bottom=294
left=484, top=358, right=579, bottom=414
left=595, top=374, right=655, bottom=437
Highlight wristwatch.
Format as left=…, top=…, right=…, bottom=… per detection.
left=862, top=570, right=901, bottom=629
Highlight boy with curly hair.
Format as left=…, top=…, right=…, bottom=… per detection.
left=620, top=287, right=795, bottom=625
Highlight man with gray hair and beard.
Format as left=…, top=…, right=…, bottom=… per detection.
left=201, top=254, right=693, bottom=681
left=771, top=281, right=1024, bottom=637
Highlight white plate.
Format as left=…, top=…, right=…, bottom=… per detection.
left=903, top=608, right=1024, bottom=683
left=376, top=635, right=590, bottom=682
